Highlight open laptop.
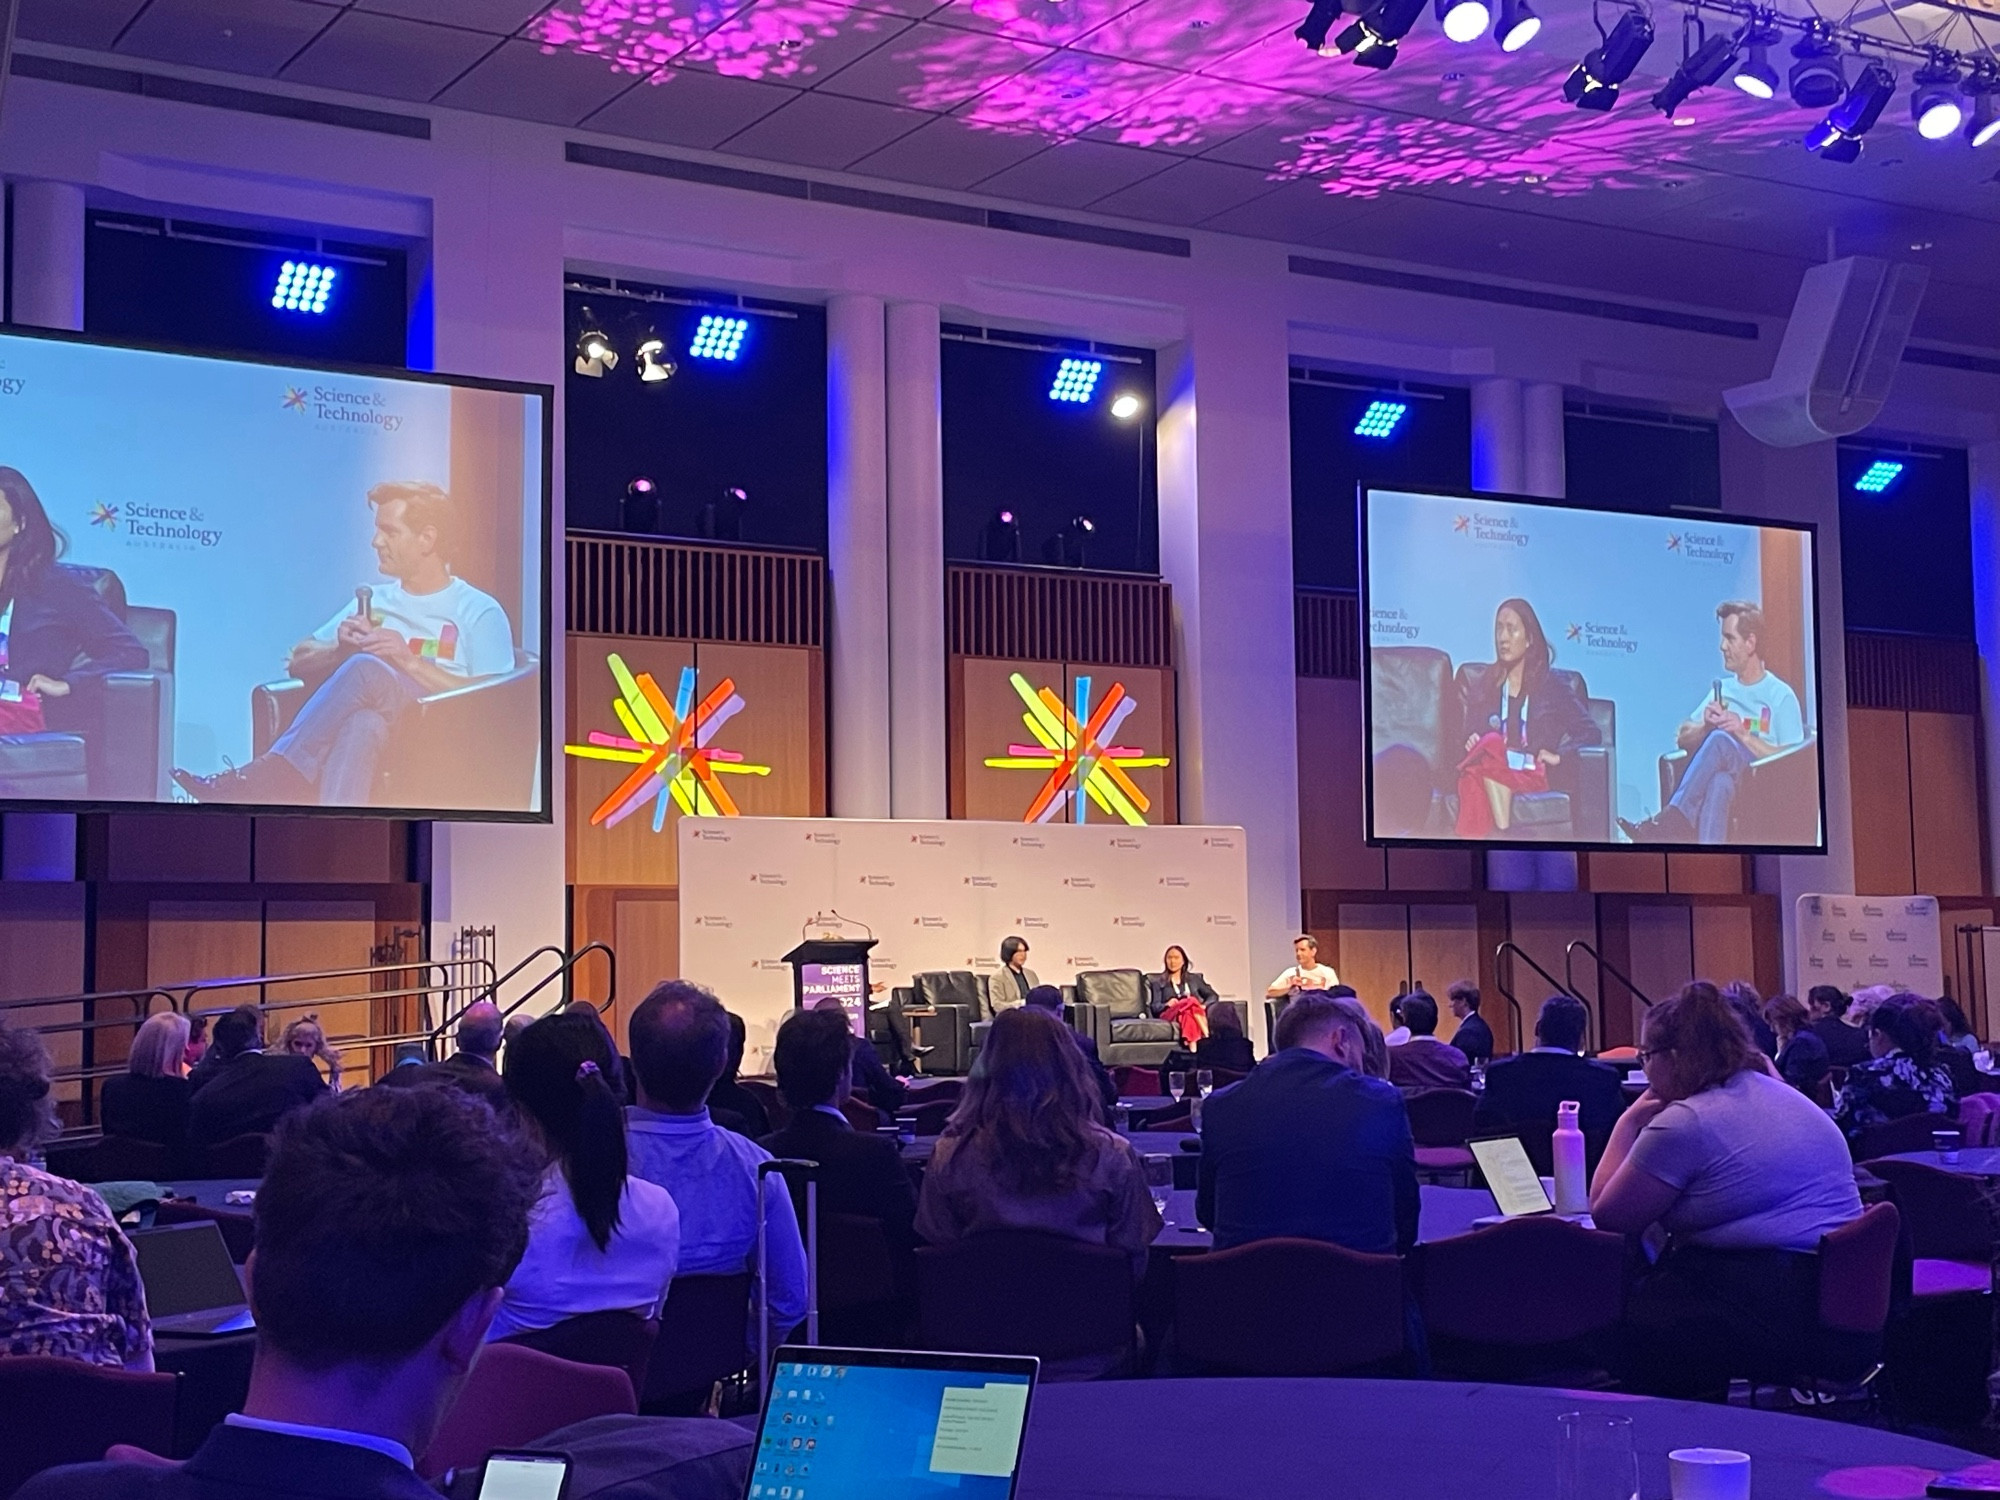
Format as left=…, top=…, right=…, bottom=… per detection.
left=1467, top=1134, right=1556, bottom=1220
left=130, top=1221, right=256, bottom=1336
left=748, top=1347, right=1038, bottom=1500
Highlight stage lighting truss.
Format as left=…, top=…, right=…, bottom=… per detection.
left=1854, top=458, right=1905, bottom=493
left=689, top=314, right=750, bottom=361
left=272, top=260, right=337, bottom=314
left=1354, top=399, right=1410, bottom=438
left=1050, top=358, right=1104, bottom=404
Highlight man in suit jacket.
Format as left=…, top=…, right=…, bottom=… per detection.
left=21, top=1084, right=542, bottom=1500
left=1197, top=992, right=1419, bottom=1254
left=1472, top=994, right=1628, bottom=1149
left=185, top=1008, right=327, bottom=1146
left=1025, top=984, right=1119, bottom=1110
left=1387, top=991, right=1472, bottom=1093
left=761, top=1009, right=919, bottom=1255
left=1446, top=980, right=1495, bottom=1065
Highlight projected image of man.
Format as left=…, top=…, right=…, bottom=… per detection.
left=1619, top=600, right=1803, bottom=845
left=172, top=482, right=515, bottom=806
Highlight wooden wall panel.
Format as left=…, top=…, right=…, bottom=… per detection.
left=1667, top=855, right=1747, bottom=895
left=1387, top=849, right=1474, bottom=892
left=612, top=893, right=680, bottom=1052
left=1334, top=903, right=1408, bottom=1026
left=1410, top=904, right=1480, bottom=1045
left=254, top=820, right=403, bottom=884
left=1848, top=707, right=1915, bottom=896
left=1691, top=903, right=1758, bottom=994
left=1076, top=664, right=1177, bottom=826
left=265, top=901, right=380, bottom=1082
left=1626, top=903, right=1694, bottom=1025
left=148, top=901, right=262, bottom=990
left=0, top=884, right=86, bottom=1002
left=1503, top=893, right=1596, bottom=1012
left=696, top=644, right=827, bottom=820
left=1586, top=852, right=1667, bottom=894
left=567, top=634, right=695, bottom=887
left=1297, top=677, right=1384, bottom=892
left=1909, top=711, right=1984, bottom=897
left=1943, top=905, right=1996, bottom=1037
left=106, top=815, right=252, bottom=883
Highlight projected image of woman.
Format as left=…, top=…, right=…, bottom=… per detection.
left=0, top=467, right=149, bottom=742
left=1454, top=597, right=1599, bottom=838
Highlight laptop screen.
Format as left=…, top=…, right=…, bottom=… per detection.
left=131, top=1222, right=246, bottom=1317
left=750, top=1348, right=1037, bottom=1500
left=1467, top=1136, right=1555, bottom=1218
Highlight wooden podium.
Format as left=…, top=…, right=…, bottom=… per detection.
left=782, top=938, right=877, bottom=1038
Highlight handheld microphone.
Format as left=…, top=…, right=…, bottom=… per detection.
left=355, top=585, right=373, bottom=621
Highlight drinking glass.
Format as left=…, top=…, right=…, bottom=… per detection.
left=1557, top=1413, right=1638, bottom=1500
left=1168, top=1070, right=1188, bottom=1100
left=1195, top=1068, right=1215, bottom=1096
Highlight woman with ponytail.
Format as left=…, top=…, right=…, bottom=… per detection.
left=488, top=1010, right=680, bottom=1340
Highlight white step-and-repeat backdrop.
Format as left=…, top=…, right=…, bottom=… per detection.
left=1794, top=893, right=1943, bottom=996
left=680, top=817, right=1253, bottom=1068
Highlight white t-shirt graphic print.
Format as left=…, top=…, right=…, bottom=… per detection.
left=1687, top=669, right=1804, bottom=752
left=311, top=577, right=515, bottom=681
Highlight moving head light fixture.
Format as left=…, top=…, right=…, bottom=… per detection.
left=1335, top=0, right=1431, bottom=70
left=1564, top=5, right=1655, bottom=111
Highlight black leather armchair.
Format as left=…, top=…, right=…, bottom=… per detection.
left=907, top=971, right=987, bottom=1077
left=1370, top=645, right=1454, bottom=836
left=250, top=653, right=541, bottom=812
left=1072, top=969, right=1180, bottom=1067
left=1451, top=662, right=1615, bottom=842
left=1657, top=733, right=1819, bottom=845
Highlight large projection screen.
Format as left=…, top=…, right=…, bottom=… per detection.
left=0, top=327, right=550, bottom=820
left=1363, top=488, right=1824, bottom=853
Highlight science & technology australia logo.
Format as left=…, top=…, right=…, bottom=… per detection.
left=87, top=496, right=223, bottom=550
left=282, top=381, right=403, bottom=432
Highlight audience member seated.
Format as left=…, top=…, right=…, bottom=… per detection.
left=1327, top=990, right=1391, bottom=1081
left=1764, top=993, right=1830, bottom=1094
left=1806, top=985, right=1872, bottom=1069
left=761, top=1010, right=918, bottom=1255
left=1833, top=992, right=1956, bottom=1143
left=0, top=1022, right=152, bottom=1370
left=1025, top=984, right=1118, bottom=1110
left=917, top=1007, right=1158, bottom=1279
left=1446, top=979, right=1494, bottom=1066
left=185, top=1005, right=328, bottom=1147
left=1939, top=996, right=1980, bottom=1055
left=1591, top=982, right=1862, bottom=1398
left=1196, top=992, right=1418, bottom=1255
left=439, top=1000, right=505, bottom=1080
left=489, top=1011, right=680, bottom=1341
left=99, top=1011, right=193, bottom=1148
left=625, top=981, right=808, bottom=1336
left=1387, top=991, right=1472, bottom=1093
left=1197, top=1002, right=1255, bottom=1075
left=277, top=1016, right=345, bottom=1093
left=1472, top=995, right=1627, bottom=1154
left=1147, top=945, right=1219, bottom=1049
left=182, top=1015, right=208, bottom=1076
left=1383, top=995, right=1411, bottom=1048
left=19, top=1084, right=541, bottom=1500
left=1721, top=981, right=1777, bottom=1057
left=813, top=995, right=906, bottom=1115
left=706, top=1011, right=771, bottom=1139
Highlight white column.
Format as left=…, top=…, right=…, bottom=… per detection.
left=4, top=180, right=86, bottom=882
left=885, top=301, right=947, bottom=820
left=1522, top=381, right=1567, bottom=501
left=826, top=294, right=892, bottom=818
left=1722, top=423, right=1850, bottom=993
left=1157, top=252, right=1302, bottom=984
left=1968, top=440, right=2000, bottom=893
left=1470, top=377, right=1525, bottom=494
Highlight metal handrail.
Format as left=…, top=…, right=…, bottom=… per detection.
left=430, top=942, right=618, bottom=1048
left=176, top=958, right=492, bottom=1018
left=1565, top=940, right=1654, bottom=1034
left=1494, top=940, right=1590, bottom=1053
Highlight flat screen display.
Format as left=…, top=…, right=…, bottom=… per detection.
left=0, top=328, right=550, bottom=818
left=1363, top=488, right=1823, bottom=852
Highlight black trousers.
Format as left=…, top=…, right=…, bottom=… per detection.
left=1616, top=1244, right=1838, bottom=1398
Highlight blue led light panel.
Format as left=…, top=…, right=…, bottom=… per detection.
left=1853, top=459, right=1905, bottom=494
left=272, top=261, right=337, bottom=315
left=1354, top=399, right=1408, bottom=438
left=690, top=314, right=750, bottom=361
left=1049, top=358, right=1103, bottom=404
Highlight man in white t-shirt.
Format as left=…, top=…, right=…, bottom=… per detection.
left=1266, top=934, right=1340, bottom=998
left=1619, top=600, right=1804, bottom=845
left=174, top=482, right=516, bottom=806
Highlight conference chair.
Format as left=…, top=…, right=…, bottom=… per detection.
left=638, top=1273, right=752, bottom=1415
left=1369, top=644, right=1455, bottom=836
left=1412, top=1217, right=1626, bottom=1383
left=916, top=1231, right=1137, bottom=1378
left=1404, top=1088, right=1479, bottom=1177
left=1791, top=1201, right=1900, bottom=1403
left=191, top=1132, right=270, bottom=1178
left=1864, top=1163, right=1995, bottom=1422
left=502, top=1310, right=660, bottom=1405
left=908, top=970, right=985, bottom=1076
left=421, top=1344, right=636, bottom=1480
left=1861, top=1159, right=1994, bottom=1300
left=821, top=1212, right=912, bottom=1348
left=1656, top=731, right=1819, bottom=846
left=1071, top=969, right=1178, bottom=1067
left=0, top=1356, right=180, bottom=1496
left=1956, top=1092, right=2000, bottom=1145
left=735, top=1078, right=787, bottom=1132
left=1173, top=1238, right=1406, bottom=1377
left=45, top=1133, right=174, bottom=1185
left=1849, top=1110, right=1958, bottom=1161
left=251, top=650, right=541, bottom=813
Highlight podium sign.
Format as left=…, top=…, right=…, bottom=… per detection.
left=783, top=938, right=877, bottom=1038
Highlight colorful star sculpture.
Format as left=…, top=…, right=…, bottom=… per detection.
left=565, top=653, right=770, bottom=830
left=983, top=671, right=1171, bottom=826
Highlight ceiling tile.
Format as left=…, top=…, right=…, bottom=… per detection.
left=972, top=137, right=1173, bottom=206
left=581, top=63, right=799, bottom=148
left=1073, top=0, right=1299, bottom=68
left=1080, top=71, right=1284, bottom=155
left=813, top=20, right=1052, bottom=110
left=845, top=111, right=1048, bottom=187
left=1199, top=21, right=1341, bottom=98
left=926, top=0, right=1147, bottom=48
left=114, top=0, right=340, bottom=78
left=954, top=48, right=1182, bottom=137
left=674, top=1, right=911, bottom=86
left=282, top=12, right=502, bottom=101
left=436, top=35, right=647, bottom=123
left=1085, top=156, right=1280, bottom=223
left=1197, top=177, right=1370, bottom=245
left=1196, top=96, right=1356, bottom=173
left=716, top=89, right=932, bottom=168
left=17, top=0, right=149, bottom=49
left=356, top=0, right=555, bottom=33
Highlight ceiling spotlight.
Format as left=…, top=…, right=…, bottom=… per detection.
left=1805, top=59, right=1895, bottom=163
left=1911, top=57, right=1964, bottom=141
left=689, top=313, right=749, bottom=361
left=1853, top=459, right=1905, bottom=493
left=1334, top=0, right=1427, bottom=70
left=272, top=260, right=337, bottom=315
left=1110, top=392, right=1144, bottom=420
left=1495, top=0, right=1539, bottom=52
left=1296, top=0, right=1342, bottom=54
left=1732, top=18, right=1780, bottom=99
left=1966, top=61, right=2000, bottom=146
left=621, top=476, right=660, bottom=535
left=981, top=508, right=1021, bottom=563
left=636, top=330, right=678, bottom=384
left=1651, top=29, right=1739, bottom=116
left=1354, top=399, right=1409, bottom=438
left=1436, top=0, right=1491, bottom=45
left=1050, top=357, right=1104, bottom=403
left=1788, top=23, right=1844, bottom=110
left=573, top=309, right=617, bottom=377
left=1563, top=9, right=1654, bottom=112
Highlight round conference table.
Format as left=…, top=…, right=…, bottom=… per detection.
left=1876, top=1146, right=2000, bottom=1177
left=1014, top=1378, right=1993, bottom=1500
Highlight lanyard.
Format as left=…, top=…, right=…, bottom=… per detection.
left=0, top=598, right=13, bottom=675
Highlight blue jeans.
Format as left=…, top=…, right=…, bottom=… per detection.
left=1668, top=730, right=1752, bottom=843
left=272, top=654, right=423, bottom=806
